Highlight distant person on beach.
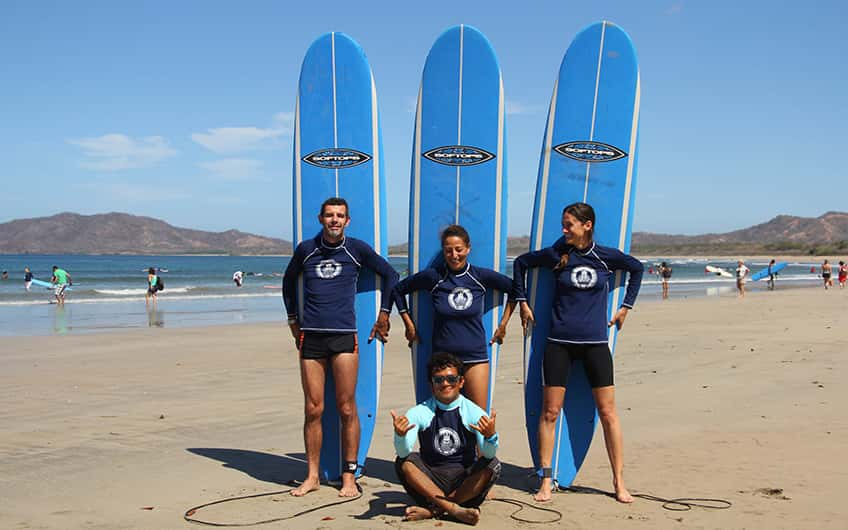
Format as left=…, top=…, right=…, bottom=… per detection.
left=232, top=270, right=244, bottom=287
left=659, top=261, right=672, bottom=299
left=391, top=224, right=517, bottom=409
left=838, top=261, right=847, bottom=289
left=512, top=202, right=643, bottom=504
left=735, top=260, right=750, bottom=298
left=391, top=352, right=499, bottom=525
left=24, top=268, right=33, bottom=291
left=282, top=196, right=399, bottom=497
left=146, top=267, right=160, bottom=306
left=51, top=265, right=71, bottom=305
left=821, top=260, right=833, bottom=289
left=767, top=259, right=777, bottom=291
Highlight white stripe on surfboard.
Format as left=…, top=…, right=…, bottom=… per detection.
left=371, top=70, right=384, bottom=406
left=609, top=71, right=640, bottom=349
left=455, top=24, right=465, bottom=223
left=489, top=72, right=505, bottom=413
left=331, top=32, right=340, bottom=197
left=411, top=84, right=423, bottom=388
left=295, top=95, right=302, bottom=243
left=583, top=21, right=607, bottom=202
left=525, top=78, right=558, bottom=385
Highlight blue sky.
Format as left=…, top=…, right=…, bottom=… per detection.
left=1, top=0, right=845, bottom=243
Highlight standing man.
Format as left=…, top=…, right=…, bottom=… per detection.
left=232, top=270, right=244, bottom=287
left=51, top=265, right=72, bottom=305
left=24, top=267, right=33, bottom=291
left=391, top=352, right=500, bottom=525
left=283, top=197, right=398, bottom=498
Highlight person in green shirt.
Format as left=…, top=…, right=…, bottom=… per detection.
left=51, top=265, right=72, bottom=305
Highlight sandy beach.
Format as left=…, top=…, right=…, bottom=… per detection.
left=1, top=286, right=845, bottom=529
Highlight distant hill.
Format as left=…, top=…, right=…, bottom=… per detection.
left=631, top=211, right=848, bottom=255
left=0, top=212, right=292, bottom=255
left=389, top=212, right=848, bottom=257
left=2, top=211, right=846, bottom=256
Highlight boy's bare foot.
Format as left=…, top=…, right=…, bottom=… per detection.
left=403, top=506, right=434, bottom=521
left=447, top=505, right=480, bottom=525
left=290, top=476, right=320, bottom=497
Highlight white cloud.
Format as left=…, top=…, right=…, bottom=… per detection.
left=68, top=134, right=177, bottom=170
left=506, top=100, right=543, bottom=116
left=192, top=112, right=294, bottom=154
left=199, top=158, right=263, bottom=181
left=666, top=2, right=683, bottom=14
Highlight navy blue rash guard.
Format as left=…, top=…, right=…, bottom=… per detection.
left=283, top=234, right=398, bottom=333
left=393, top=263, right=513, bottom=357
left=513, top=240, right=644, bottom=344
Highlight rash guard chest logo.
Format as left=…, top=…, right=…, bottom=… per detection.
left=435, top=427, right=461, bottom=456
left=316, top=259, right=342, bottom=279
left=554, top=141, right=627, bottom=163
left=303, top=148, right=371, bottom=169
left=448, top=287, right=473, bottom=311
left=571, top=266, right=598, bottom=289
left=423, top=145, right=495, bottom=166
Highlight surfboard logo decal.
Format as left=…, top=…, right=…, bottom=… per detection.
left=422, top=145, right=495, bottom=166
left=553, top=141, right=627, bottom=163
left=302, top=148, right=372, bottom=169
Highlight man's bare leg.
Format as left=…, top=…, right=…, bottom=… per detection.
left=593, top=385, right=633, bottom=503
left=535, top=385, right=566, bottom=502
left=332, top=352, right=360, bottom=497
left=291, top=357, right=326, bottom=497
left=399, top=461, right=480, bottom=525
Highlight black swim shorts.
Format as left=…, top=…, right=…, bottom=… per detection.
left=543, top=341, right=614, bottom=388
left=300, top=332, right=358, bottom=359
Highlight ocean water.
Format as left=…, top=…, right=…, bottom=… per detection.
left=0, top=254, right=826, bottom=336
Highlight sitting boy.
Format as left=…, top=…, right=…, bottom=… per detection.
left=391, top=352, right=500, bottom=524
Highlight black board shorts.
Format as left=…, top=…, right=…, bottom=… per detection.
left=395, top=453, right=500, bottom=508
left=300, top=332, right=358, bottom=360
left=543, top=341, right=614, bottom=388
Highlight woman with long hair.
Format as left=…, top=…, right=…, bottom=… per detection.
left=393, top=224, right=516, bottom=409
left=512, top=202, right=643, bottom=503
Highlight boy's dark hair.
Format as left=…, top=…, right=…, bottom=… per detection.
left=319, top=197, right=350, bottom=217
left=427, top=352, right=465, bottom=377
left=52, top=265, right=58, bottom=271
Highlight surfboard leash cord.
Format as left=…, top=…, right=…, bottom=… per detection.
left=561, top=484, right=732, bottom=511
left=183, top=480, right=363, bottom=527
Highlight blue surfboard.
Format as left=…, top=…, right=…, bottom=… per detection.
left=524, top=21, right=640, bottom=488
left=293, top=32, right=386, bottom=482
left=31, top=278, right=72, bottom=291
left=751, top=262, right=787, bottom=281
left=408, top=25, right=507, bottom=411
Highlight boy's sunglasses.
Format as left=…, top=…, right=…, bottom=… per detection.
left=431, top=375, right=461, bottom=385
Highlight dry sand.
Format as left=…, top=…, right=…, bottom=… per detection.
left=0, top=287, right=845, bottom=529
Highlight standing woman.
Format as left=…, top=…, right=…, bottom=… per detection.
left=393, top=225, right=516, bottom=409
left=512, top=203, right=643, bottom=503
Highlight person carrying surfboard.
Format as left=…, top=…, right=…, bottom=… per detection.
left=392, top=225, right=517, bottom=409
left=51, top=265, right=72, bottom=305
left=391, top=352, right=499, bottom=525
left=283, top=197, right=399, bottom=498
left=512, top=202, right=643, bottom=503
left=767, top=259, right=776, bottom=291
